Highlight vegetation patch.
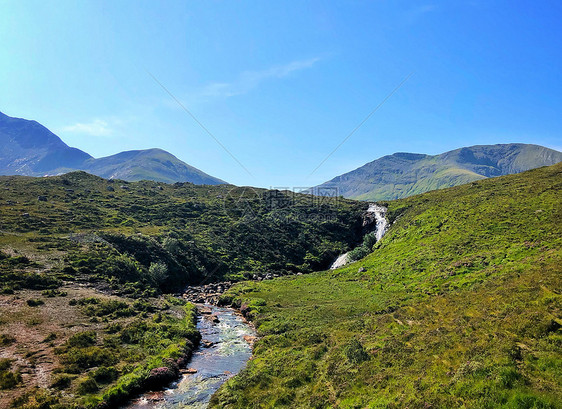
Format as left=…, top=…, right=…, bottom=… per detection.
left=213, top=164, right=562, bottom=408
left=0, top=359, right=22, bottom=390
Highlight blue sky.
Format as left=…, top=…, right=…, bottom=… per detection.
left=1, top=1, right=561, bottom=187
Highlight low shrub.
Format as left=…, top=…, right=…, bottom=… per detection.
left=26, top=299, right=44, bottom=307
left=67, top=331, right=96, bottom=348
left=81, top=299, right=135, bottom=318
left=0, top=334, right=16, bottom=346
left=343, top=339, right=369, bottom=364
left=77, top=377, right=99, bottom=394
left=9, top=389, right=59, bottom=408
left=0, top=363, right=22, bottom=390
left=92, top=366, right=119, bottom=384
left=42, top=289, right=67, bottom=297
left=60, top=346, right=117, bottom=371
left=50, top=374, right=73, bottom=390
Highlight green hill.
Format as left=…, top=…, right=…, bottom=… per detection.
left=0, top=172, right=366, bottom=290
left=315, top=144, right=562, bottom=201
left=81, top=148, right=225, bottom=184
left=0, top=172, right=367, bottom=407
left=215, top=163, right=562, bottom=408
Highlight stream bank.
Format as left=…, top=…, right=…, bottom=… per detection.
left=122, top=305, right=255, bottom=409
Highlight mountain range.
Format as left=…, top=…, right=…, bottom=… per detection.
left=0, top=111, right=225, bottom=185
left=315, top=143, right=562, bottom=201
left=2, top=111, right=561, bottom=195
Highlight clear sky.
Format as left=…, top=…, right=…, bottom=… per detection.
left=1, top=1, right=561, bottom=187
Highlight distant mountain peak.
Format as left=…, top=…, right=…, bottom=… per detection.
left=390, top=152, right=428, bottom=160
left=0, top=111, right=226, bottom=185
left=316, top=143, right=562, bottom=201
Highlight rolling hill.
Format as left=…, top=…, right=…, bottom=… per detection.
left=315, top=143, right=562, bottom=201
left=0, top=111, right=225, bottom=185
left=0, top=171, right=366, bottom=407
left=217, top=162, right=562, bottom=408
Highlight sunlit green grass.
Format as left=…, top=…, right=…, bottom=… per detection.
left=214, top=163, right=562, bottom=408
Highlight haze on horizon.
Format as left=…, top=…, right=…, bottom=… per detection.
left=0, top=0, right=561, bottom=188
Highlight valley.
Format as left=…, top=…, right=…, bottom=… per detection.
left=3, top=2, right=562, bottom=408
left=0, top=162, right=560, bottom=409
left=0, top=171, right=366, bottom=408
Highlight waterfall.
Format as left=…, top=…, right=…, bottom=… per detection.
left=330, top=203, right=388, bottom=269
left=330, top=253, right=350, bottom=269
left=368, top=203, right=388, bottom=241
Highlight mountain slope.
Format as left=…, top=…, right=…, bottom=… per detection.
left=316, top=143, right=562, bottom=201
left=0, top=111, right=225, bottom=184
left=82, top=148, right=225, bottom=184
left=0, top=111, right=92, bottom=175
left=216, top=162, right=562, bottom=408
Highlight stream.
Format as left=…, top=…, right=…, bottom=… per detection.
left=123, top=305, right=255, bottom=409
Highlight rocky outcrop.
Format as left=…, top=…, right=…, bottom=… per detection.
left=182, top=281, right=234, bottom=304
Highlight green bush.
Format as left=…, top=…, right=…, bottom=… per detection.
left=67, top=331, right=96, bottom=348
left=9, top=389, right=59, bottom=408
left=50, top=374, right=73, bottom=389
left=80, top=299, right=134, bottom=318
left=42, top=289, right=67, bottom=297
left=60, top=346, right=117, bottom=371
left=149, top=262, right=169, bottom=285
left=343, top=338, right=369, bottom=364
left=348, top=246, right=370, bottom=262
left=92, top=366, right=119, bottom=384
left=0, top=334, right=16, bottom=346
left=26, top=299, right=44, bottom=307
left=77, top=377, right=99, bottom=394
left=0, top=359, right=11, bottom=371
left=0, top=361, right=22, bottom=389
left=43, top=332, right=57, bottom=343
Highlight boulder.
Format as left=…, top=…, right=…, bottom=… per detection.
left=199, top=307, right=213, bottom=315
left=145, top=366, right=179, bottom=389
left=243, top=335, right=256, bottom=345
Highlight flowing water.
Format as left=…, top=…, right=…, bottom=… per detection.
left=330, top=203, right=388, bottom=269
left=123, top=305, right=255, bottom=409
left=368, top=203, right=388, bottom=241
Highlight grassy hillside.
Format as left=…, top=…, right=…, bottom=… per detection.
left=316, top=144, right=562, bottom=201
left=0, top=172, right=367, bottom=408
left=0, top=171, right=366, bottom=290
left=214, top=163, right=562, bottom=408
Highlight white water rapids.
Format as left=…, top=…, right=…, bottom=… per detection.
left=330, top=203, right=388, bottom=270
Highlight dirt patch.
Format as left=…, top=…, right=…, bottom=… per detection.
left=0, top=285, right=135, bottom=408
